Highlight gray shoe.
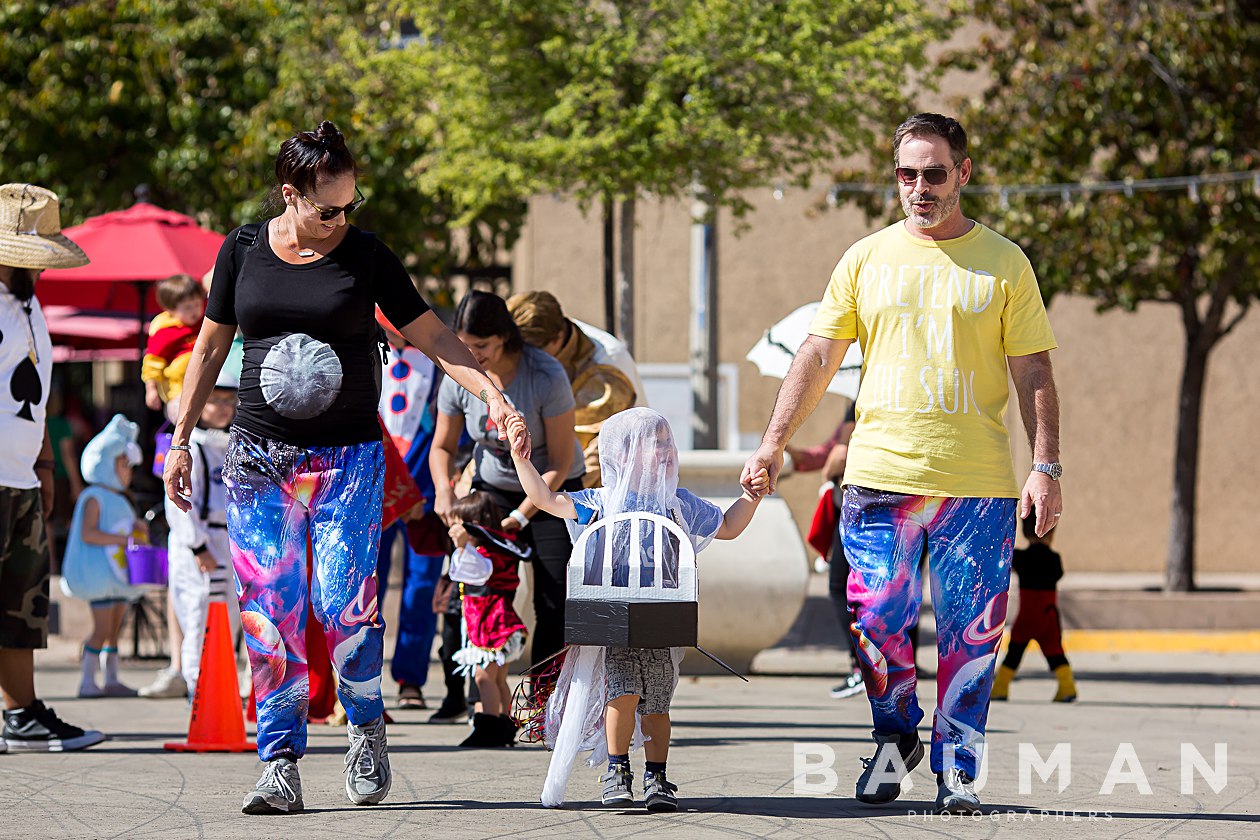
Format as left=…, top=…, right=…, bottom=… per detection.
left=242, top=757, right=303, bottom=814
left=643, top=771, right=678, bottom=812
left=936, top=768, right=981, bottom=814
left=855, top=730, right=924, bottom=804
left=600, top=764, right=633, bottom=805
left=345, top=717, right=392, bottom=805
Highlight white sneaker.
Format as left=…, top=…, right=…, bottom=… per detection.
left=345, top=717, right=391, bottom=805
left=242, top=757, right=303, bottom=814
left=138, top=668, right=187, bottom=698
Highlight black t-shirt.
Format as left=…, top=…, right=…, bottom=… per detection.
left=206, top=221, right=430, bottom=447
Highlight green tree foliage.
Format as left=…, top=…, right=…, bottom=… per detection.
left=952, top=1, right=1259, bottom=589
left=0, top=1, right=523, bottom=279
left=394, top=0, right=953, bottom=218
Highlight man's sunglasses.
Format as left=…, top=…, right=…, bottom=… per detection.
left=894, top=165, right=958, bottom=187
left=297, top=186, right=366, bottom=221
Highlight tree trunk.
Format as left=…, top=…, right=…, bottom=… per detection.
left=617, top=195, right=635, bottom=353
left=602, top=196, right=615, bottom=334
left=1164, top=331, right=1211, bottom=592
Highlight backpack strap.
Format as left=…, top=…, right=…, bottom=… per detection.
left=359, top=230, right=391, bottom=366
left=232, top=222, right=265, bottom=281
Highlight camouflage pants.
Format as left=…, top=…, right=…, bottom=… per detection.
left=0, top=487, right=50, bottom=648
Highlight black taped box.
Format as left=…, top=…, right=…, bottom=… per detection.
left=564, top=599, right=698, bottom=648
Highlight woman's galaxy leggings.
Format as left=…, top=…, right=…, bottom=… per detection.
left=224, top=427, right=385, bottom=761
left=840, top=485, right=1016, bottom=778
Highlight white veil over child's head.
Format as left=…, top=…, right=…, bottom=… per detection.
left=597, top=407, right=680, bottom=520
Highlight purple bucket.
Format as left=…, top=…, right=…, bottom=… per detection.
left=126, top=545, right=169, bottom=587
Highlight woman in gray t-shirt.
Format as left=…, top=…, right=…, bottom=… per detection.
left=432, top=291, right=584, bottom=682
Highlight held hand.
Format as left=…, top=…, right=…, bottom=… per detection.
left=489, top=398, right=531, bottom=459
left=1020, top=471, right=1063, bottom=538
left=500, top=516, right=523, bottom=533
left=746, top=468, right=771, bottom=499
left=741, top=443, right=784, bottom=498
left=163, top=450, right=193, bottom=513
left=448, top=523, right=470, bottom=548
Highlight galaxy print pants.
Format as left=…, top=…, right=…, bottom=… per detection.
left=224, top=427, right=386, bottom=761
left=840, top=485, right=1015, bottom=778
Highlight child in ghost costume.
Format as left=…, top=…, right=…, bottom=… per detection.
left=61, top=414, right=147, bottom=697
left=160, top=368, right=244, bottom=699
left=510, top=407, right=769, bottom=811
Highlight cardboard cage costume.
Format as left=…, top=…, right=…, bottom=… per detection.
left=540, top=408, right=724, bottom=807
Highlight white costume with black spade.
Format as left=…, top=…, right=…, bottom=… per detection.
left=0, top=286, right=51, bottom=489
left=540, top=408, right=722, bottom=807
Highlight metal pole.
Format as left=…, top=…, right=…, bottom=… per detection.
left=689, top=184, right=719, bottom=449
left=603, top=197, right=616, bottom=334
left=617, top=196, right=636, bottom=352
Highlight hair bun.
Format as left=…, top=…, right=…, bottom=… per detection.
left=315, top=120, right=343, bottom=145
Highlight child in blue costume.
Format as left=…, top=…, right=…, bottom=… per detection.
left=511, top=407, right=769, bottom=811
left=61, top=414, right=146, bottom=697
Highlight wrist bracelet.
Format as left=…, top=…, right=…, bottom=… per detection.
left=508, top=509, right=529, bottom=528
left=169, top=444, right=192, bottom=452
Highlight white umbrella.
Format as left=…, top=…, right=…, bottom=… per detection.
left=745, top=302, right=863, bottom=399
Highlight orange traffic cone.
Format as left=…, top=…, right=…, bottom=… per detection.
left=165, top=601, right=255, bottom=753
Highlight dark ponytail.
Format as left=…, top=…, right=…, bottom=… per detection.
left=274, top=120, right=357, bottom=194
left=453, top=290, right=525, bottom=353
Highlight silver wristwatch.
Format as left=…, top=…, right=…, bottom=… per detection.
left=1032, top=462, right=1063, bottom=481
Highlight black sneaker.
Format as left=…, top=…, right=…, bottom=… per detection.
left=643, top=771, right=678, bottom=812
left=830, top=670, right=865, bottom=699
left=3, top=700, right=105, bottom=752
left=855, top=730, right=924, bottom=804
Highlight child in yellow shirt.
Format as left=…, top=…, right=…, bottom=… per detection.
left=142, top=274, right=204, bottom=413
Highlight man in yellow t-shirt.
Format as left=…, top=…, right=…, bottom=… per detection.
left=742, top=114, right=1064, bottom=816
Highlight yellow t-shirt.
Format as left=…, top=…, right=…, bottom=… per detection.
left=809, top=221, right=1057, bottom=498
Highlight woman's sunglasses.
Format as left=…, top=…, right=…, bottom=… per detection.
left=297, top=186, right=366, bottom=221
left=894, top=165, right=957, bottom=187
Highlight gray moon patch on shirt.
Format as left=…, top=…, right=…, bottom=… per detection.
left=260, top=333, right=343, bottom=419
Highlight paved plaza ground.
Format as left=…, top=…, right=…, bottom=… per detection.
left=1, top=640, right=1256, bottom=840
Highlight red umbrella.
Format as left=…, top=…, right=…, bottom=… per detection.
left=37, top=202, right=225, bottom=351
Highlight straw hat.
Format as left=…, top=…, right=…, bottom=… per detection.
left=0, top=183, right=89, bottom=270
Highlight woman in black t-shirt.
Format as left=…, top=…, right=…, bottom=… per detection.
left=163, top=122, right=527, bottom=816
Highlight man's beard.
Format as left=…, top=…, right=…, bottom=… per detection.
left=8, top=269, right=36, bottom=302
left=901, top=179, right=962, bottom=229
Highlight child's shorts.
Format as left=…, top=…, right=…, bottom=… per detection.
left=605, top=647, right=676, bottom=715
